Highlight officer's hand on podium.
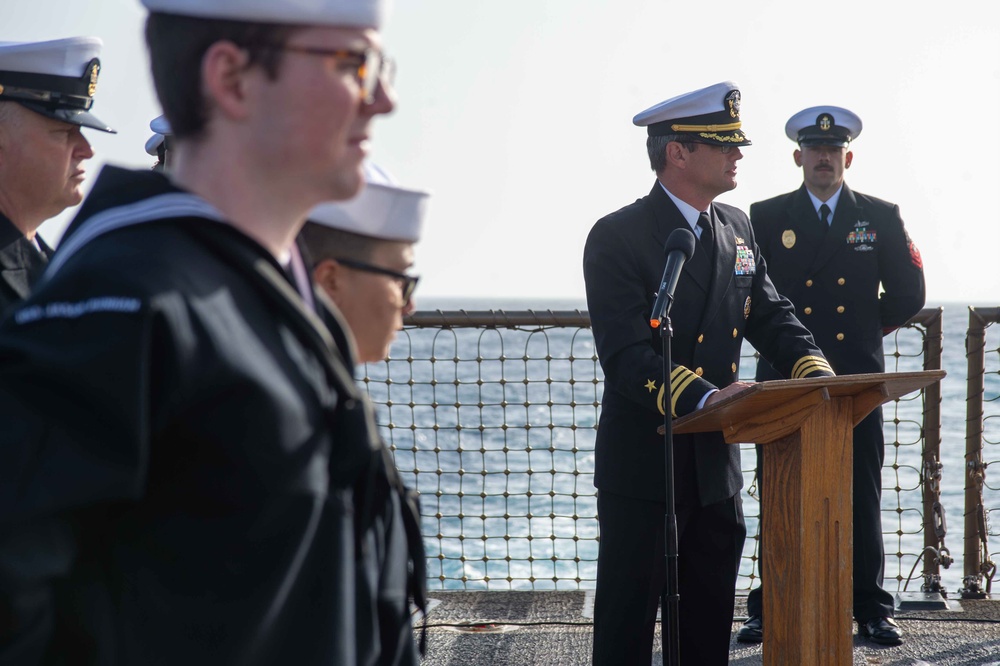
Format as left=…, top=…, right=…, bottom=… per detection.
left=656, top=380, right=756, bottom=434
left=705, top=381, right=754, bottom=408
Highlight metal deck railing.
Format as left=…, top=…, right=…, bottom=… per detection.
left=360, top=306, right=997, bottom=598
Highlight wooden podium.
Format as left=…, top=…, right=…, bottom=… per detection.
left=673, top=371, right=945, bottom=665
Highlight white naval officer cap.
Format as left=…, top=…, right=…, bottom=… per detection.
left=308, top=163, right=429, bottom=243
left=0, top=37, right=115, bottom=133
left=144, top=114, right=172, bottom=155
left=785, top=106, right=862, bottom=147
left=633, top=80, right=751, bottom=146
left=140, top=0, right=390, bottom=28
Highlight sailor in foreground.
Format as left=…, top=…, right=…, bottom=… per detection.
left=737, top=106, right=925, bottom=647
left=583, top=81, right=835, bottom=666
left=0, top=37, right=115, bottom=315
left=0, top=0, right=421, bottom=663
left=301, top=162, right=427, bottom=363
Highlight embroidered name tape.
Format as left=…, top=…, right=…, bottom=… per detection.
left=14, top=296, right=142, bottom=324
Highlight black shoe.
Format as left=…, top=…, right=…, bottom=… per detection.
left=736, top=615, right=763, bottom=644
left=858, top=616, right=903, bottom=646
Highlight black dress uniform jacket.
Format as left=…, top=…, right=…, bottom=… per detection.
left=0, top=167, right=423, bottom=665
left=0, top=213, right=52, bottom=316
left=747, top=182, right=925, bottom=622
left=750, top=183, right=925, bottom=378
left=584, top=181, right=833, bottom=508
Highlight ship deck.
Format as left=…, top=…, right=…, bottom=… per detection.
left=414, top=590, right=1000, bottom=665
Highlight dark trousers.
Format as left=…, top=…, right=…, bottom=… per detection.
left=746, top=408, right=894, bottom=621
left=592, top=490, right=746, bottom=666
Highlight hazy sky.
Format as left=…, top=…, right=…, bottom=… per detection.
left=7, top=0, right=999, bottom=303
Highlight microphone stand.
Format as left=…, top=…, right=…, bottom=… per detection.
left=654, top=303, right=681, bottom=666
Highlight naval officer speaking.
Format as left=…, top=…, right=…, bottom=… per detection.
left=584, top=81, right=835, bottom=666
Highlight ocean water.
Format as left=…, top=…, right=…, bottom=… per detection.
left=364, top=299, right=1000, bottom=596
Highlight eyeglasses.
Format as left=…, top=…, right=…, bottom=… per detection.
left=685, top=141, right=735, bottom=154
left=334, top=257, right=419, bottom=305
left=273, top=45, right=394, bottom=104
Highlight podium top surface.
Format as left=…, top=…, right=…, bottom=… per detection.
left=672, top=370, right=945, bottom=437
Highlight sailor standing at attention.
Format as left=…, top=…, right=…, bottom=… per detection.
left=301, top=161, right=428, bottom=364
left=737, top=105, right=925, bottom=647
left=0, top=0, right=426, bottom=664
left=0, top=37, right=115, bottom=315
left=584, top=81, right=835, bottom=666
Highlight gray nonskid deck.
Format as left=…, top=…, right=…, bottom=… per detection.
left=413, top=591, right=1000, bottom=665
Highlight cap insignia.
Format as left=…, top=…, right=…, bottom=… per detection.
left=697, top=131, right=745, bottom=143
left=726, top=90, right=741, bottom=119
left=819, top=113, right=832, bottom=132
left=85, top=58, right=101, bottom=97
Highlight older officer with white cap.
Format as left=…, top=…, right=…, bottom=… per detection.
left=583, top=81, right=834, bottom=665
left=301, top=162, right=428, bottom=363
left=738, top=106, right=925, bottom=647
left=0, top=37, right=114, bottom=314
left=0, top=0, right=419, bottom=664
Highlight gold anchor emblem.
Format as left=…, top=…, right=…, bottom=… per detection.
left=819, top=114, right=832, bottom=132
left=726, top=90, right=741, bottom=119
left=86, top=59, right=101, bottom=97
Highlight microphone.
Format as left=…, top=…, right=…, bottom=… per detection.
left=649, top=227, right=697, bottom=328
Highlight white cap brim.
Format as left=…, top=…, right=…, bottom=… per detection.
left=140, top=0, right=389, bottom=28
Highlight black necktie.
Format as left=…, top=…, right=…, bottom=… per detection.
left=819, top=203, right=831, bottom=226
left=697, top=211, right=714, bottom=254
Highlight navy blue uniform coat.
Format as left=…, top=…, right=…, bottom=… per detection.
left=0, top=213, right=51, bottom=317
left=584, top=181, right=833, bottom=508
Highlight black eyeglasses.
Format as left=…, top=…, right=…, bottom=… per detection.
left=334, top=257, right=419, bottom=305
left=686, top=141, right=736, bottom=154
left=272, top=44, right=394, bottom=104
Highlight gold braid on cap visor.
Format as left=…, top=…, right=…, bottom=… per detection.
left=669, top=121, right=742, bottom=133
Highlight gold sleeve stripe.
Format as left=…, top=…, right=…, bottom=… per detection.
left=793, top=361, right=829, bottom=378
left=669, top=366, right=701, bottom=418
left=792, top=355, right=825, bottom=377
left=792, top=355, right=834, bottom=379
left=656, top=383, right=666, bottom=416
